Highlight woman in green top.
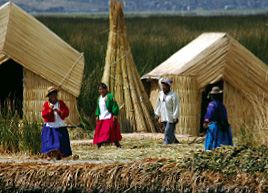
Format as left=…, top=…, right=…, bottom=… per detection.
left=93, top=83, right=122, bottom=148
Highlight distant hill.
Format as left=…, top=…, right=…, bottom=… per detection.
left=1, top=0, right=268, bottom=13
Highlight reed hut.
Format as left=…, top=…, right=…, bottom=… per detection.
left=0, top=2, right=85, bottom=125
left=102, top=0, right=160, bottom=133
left=142, top=33, right=268, bottom=136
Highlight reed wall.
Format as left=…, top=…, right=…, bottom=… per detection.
left=165, top=75, right=201, bottom=136
left=23, top=68, right=80, bottom=125
left=146, top=75, right=201, bottom=136
left=223, top=81, right=255, bottom=134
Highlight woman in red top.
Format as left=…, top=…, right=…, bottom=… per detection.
left=41, top=86, right=72, bottom=160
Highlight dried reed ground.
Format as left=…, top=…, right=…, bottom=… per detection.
left=1, top=135, right=268, bottom=192
left=1, top=134, right=268, bottom=192
left=0, top=133, right=204, bottom=162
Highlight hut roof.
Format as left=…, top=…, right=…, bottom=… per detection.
left=0, top=2, right=84, bottom=97
left=142, top=32, right=268, bottom=97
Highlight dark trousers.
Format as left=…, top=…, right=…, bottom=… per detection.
left=162, top=122, right=176, bottom=144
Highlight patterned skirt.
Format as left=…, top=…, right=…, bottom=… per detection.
left=41, top=124, right=72, bottom=157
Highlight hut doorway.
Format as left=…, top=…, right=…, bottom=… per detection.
left=0, top=59, right=23, bottom=117
left=199, top=79, right=224, bottom=134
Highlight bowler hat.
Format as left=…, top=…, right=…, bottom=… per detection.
left=209, top=86, right=223, bottom=95
left=45, top=86, right=59, bottom=97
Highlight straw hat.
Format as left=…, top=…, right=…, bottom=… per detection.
left=45, top=86, right=59, bottom=97
left=209, top=86, right=223, bottom=95
left=161, top=78, right=173, bottom=87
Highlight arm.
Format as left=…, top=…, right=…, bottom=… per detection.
left=42, top=101, right=54, bottom=119
left=95, top=97, right=100, bottom=117
left=204, top=103, right=216, bottom=123
left=173, top=93, right=180, bottom=120
left=154, top=92, right=161, bottom=117
left=59, top=100, right=69, bottom=120
left=111, top=95, right=119, bottom=117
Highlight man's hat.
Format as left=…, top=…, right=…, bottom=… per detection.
left=209, top=86, right=223, bottom=95
left=45, top=86, right=59, bottom=97
left=161, top=78, right=173, bottom=87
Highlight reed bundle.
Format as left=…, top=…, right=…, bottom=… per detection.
left=102, top=0, right=160, bottom=133
left=1, top=145, right=268, bottom=192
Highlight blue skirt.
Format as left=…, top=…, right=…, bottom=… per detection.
left=41, top=124, right=72, bottom=157
left=205, top=123, right=233, bottom=151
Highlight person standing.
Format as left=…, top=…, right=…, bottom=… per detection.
left=203, top=86, right=233, bottom=150
left=41, top=86, right=72, bottom=160
left=155, top=78, right=180, bottom=144
left=93, top=83, right=122, bottom=149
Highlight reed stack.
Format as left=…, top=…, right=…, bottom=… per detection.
left=102, top=0, right=160, bottom=133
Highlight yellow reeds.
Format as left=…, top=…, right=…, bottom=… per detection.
left=236, top=93, right=268, bottom=146
left=0, top=2, right=84, bottom=97
left=223, top=82, right=255, bottom=134
left=102, top=0, right=160, bottom=133
left=163, top=75, right=201, bottom=136
left=1, top=154, right=268, bottom=192
left=23, top=68, right=80, bottom=125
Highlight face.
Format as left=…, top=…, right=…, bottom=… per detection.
left=99, top=86, right=107, bottom=96
left=161, top=83, right=170, bottom=93
left=48, top=91, right=58, bottom=104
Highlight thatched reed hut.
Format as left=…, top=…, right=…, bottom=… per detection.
left=142, top=33, right=268, bottom=136
left=102, top=0, right=161, bottom=133
left=0, top=2, right=84, bottom=125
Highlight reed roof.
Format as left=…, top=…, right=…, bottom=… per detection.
left=0, top=2, right=84, bottom=97
left=142, top=32, right=268, bottom=97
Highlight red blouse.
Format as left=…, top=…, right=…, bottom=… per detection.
left=42, top=100, right=69, bottom=122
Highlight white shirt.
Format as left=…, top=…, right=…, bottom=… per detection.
left=46, top=102, right=66, bottom=128
left=99, top=95, right=112, bottom=120
left=155, top=90, right=180, bottom=123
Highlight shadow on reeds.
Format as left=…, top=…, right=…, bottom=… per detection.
left=0, top=100, right=42, bottom=154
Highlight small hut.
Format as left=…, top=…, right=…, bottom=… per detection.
left=142, top=33, right=268, bottom=136
left=102, top=0, right=160, bottom=133
left=0, top=2, right=85, bottom=125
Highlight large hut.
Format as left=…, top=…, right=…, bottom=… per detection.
left=0, top=2, right=85, bottom=125
left=102, top=0, right=160, bottom=133
left=142, top=33, right=268, bottom=136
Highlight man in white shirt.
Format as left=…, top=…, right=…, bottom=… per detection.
left=155, top=78, right=180, bottom=144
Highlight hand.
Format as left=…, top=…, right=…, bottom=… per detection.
left=203, top=122, right=209, bottom=129
left=50, top=104, right=54, bottom=110
left=113, top=116, right=117, bottom=124
left=173, top=118, right=178, bottom=124
left=96, top=117, right=99, bottom=124
left=155, top=115, right=159, bottom=121
left=54, top=109, right=61, bottom=115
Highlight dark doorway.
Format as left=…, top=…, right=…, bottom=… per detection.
left=141, top=79, right=151, bottom=97
left=199, top=79, right=224, bottom=134
left=0, top=59, right=23, bottom=117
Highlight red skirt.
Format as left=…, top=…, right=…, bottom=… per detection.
left=93, top=118, right=122, bottom=144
